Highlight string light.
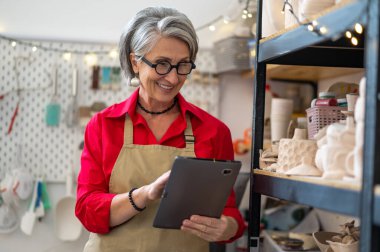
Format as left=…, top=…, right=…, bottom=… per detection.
left=307, top=24, right=314, bottom=31
left=354, top=23, right=363, bottom=34
left=351, top=37, right=358, bottom=46
left=109, top=49, right=118, bottom=59
left=62, top=52, right=72, bottom=61
left=319, top=26, right=328, bottom=34
left=346, top=31, right=352, bottom=38
left=84, top=53, right=98, bottom=66
left=11, top=41, right=17, bottom=47
left=32, top=46, right=38, bottom=52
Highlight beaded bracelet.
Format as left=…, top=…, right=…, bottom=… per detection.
left=128, top=188, right=146, bottom=212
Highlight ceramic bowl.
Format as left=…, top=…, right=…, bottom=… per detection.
left=327, top=240, right=359, bottom=252
left=312, top=231, right=340, bottom=252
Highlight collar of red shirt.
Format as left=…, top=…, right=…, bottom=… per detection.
left=104, top=87, right=205, bottom=123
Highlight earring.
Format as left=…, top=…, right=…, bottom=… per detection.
left=130, top=75, right=140, bottom=87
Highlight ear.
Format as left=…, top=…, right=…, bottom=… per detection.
left=129, top=53, right=139, bottom=74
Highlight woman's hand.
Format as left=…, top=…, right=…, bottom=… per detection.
left=181, top=215, right=238, bottom=242
left=145, top=170, right=171, bottom=201
left=110, top=170, right=170, bottom=227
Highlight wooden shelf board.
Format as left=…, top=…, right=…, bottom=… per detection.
left=241, top=66, right=364, bottom=81
left=253, top=169, right=361, bottom=191
left=267, top=65, right=364, bottom=81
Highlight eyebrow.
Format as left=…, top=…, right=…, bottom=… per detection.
left=154, top=56, right=191, bottom=62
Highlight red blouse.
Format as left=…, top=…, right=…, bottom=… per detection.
left=75, top=88, right=246, bottom=241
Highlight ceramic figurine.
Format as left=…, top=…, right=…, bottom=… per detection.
left=321, top=116, right=355, bottom=179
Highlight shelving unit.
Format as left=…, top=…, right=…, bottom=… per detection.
left=249, top=1, right=380, bottom=252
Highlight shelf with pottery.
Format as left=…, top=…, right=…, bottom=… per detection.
left=258, top=0, right=366, bottom=67
left=252, top=169, right=361, bottom=217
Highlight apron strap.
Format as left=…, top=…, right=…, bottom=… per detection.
left=123, top=113, right=195, bottom=153
left=124, top=114, right=134, bottom=146
left=184, top=114, right=195, bottom=152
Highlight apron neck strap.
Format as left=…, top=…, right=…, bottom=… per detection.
left=123, top=113, right=195, bottom=149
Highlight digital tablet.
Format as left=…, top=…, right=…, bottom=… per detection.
left=153, top=156, right=242, bottom=229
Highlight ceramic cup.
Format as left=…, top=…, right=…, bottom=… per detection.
left=346, top=93, right=359, bottom=112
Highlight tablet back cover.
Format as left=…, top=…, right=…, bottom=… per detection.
left=153, top=156, right=241, bottom=229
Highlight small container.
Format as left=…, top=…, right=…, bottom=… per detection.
left=315, top=98, right=338, bottom=106
left=337, top=98, right=348, bottom=107
left=319, top=91, right=336, bottom=99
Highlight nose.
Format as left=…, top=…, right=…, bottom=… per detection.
left=164, top=68, right=180, bottom=84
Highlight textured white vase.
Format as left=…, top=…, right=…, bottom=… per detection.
left=276, top=128, right=318, bottom=174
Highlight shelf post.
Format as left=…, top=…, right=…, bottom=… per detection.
left=361, top=0, right=380, bottom=251
left=249, top=0, right=265, bottom=250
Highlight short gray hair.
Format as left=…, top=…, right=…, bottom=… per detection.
left=119, top=6, right=198, bottom=83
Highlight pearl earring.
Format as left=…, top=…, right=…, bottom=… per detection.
left=130, top=75, right=140, bottom=87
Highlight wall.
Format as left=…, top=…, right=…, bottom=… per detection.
left=218, top=73, right=254, bottom=211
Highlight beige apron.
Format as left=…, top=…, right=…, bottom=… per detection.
left=84, top=114, right=209, bottom=252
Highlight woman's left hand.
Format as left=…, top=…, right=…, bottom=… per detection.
left=181, top=215, right=238, bottom=242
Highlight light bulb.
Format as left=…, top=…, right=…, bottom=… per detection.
left=243, top=9, right=248, bottom=14
left=312, top=20, right=318, bottom=26
left=223, top=19, right=229, bottom=24
left=11, top=41, right=17, bottom=47
left=354, top=23, right=363, bottom=34
left=248, top=13, right=253, bottom=18
left=351, top=37, right=358, bottom=46
left=319, top=26, right=328, bottom=34
left=307, top=24, right=314, bottom=31
left=109, top=49, right=118, bottom=59
left=242, top=14, right=247, bottom=19
left=63, top=52, right=72, bottom=61
left=345, top=31, right=352, bottom=38
left=85, top=53, right=98, bottom=66
left=208, top=25, right=216, bottom=31
left=32, top=46, right=38, bottom=52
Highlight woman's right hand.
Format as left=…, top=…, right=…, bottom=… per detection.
left=145, top=170, right=171, bottom=201
left=110, top=170, right=171, bottom=227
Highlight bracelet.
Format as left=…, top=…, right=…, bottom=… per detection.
left=128, top=188, right=146, bottom=212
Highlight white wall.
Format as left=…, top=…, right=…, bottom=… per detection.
left=218, top=73, right=254, bottom=211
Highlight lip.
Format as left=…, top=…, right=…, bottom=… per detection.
left=157, top=82, right=175, bottom=91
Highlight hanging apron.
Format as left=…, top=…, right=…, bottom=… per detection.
left=83, top=114, right=209, bottom=252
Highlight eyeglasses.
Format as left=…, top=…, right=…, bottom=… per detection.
left=139, top=56, right=196, bottom=75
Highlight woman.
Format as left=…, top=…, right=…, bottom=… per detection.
left=76, top=6, right=245, bottom=252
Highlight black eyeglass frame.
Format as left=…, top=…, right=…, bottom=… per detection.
left=139, top=56, right=196, bottom=75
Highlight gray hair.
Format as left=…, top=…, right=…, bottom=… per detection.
left=119, top=6, right=198, bottom=83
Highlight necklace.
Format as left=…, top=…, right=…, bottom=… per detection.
left=137, top=97, right=178, bottom=115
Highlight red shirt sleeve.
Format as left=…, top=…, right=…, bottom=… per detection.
left=75, top=114, right=116, bottom=234
left=214, top=123, right=246, bottom=242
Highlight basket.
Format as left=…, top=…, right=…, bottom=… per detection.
left=306, top=106, right=347, bottom=139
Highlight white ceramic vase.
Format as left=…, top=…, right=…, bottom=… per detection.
left=276, top=128, right=318, bottom=174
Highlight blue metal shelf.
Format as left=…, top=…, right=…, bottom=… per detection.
left=253, top=169, right=361, bottom=217
left=258, top=1, right=367, bottom=65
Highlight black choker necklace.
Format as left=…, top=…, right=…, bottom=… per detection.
left=137, top=97, right=178, bottom=115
